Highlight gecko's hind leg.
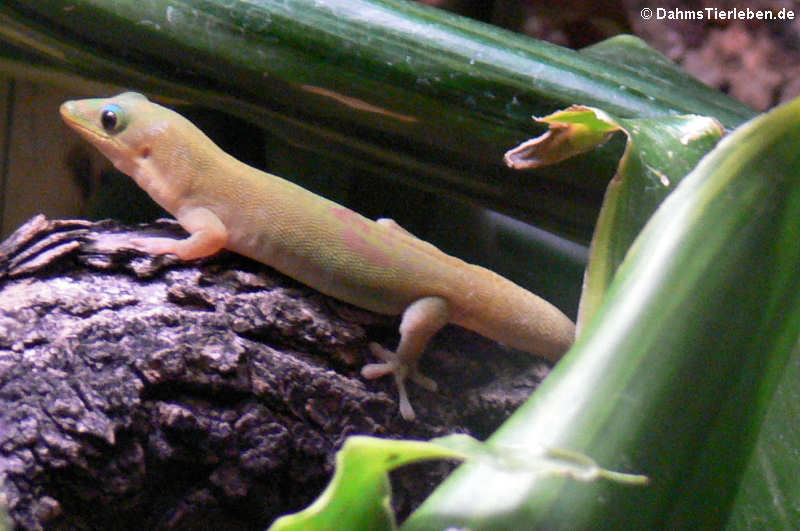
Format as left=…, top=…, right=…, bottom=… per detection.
left=362, top=296, right=449, bottom=420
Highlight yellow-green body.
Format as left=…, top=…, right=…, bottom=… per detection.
left=60, top=92, right=575, bottom=420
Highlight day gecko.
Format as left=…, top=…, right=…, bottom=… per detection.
left=60, top=92, right=575, bottom=420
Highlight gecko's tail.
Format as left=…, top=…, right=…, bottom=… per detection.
left=451, top=265, right=575, bottom=361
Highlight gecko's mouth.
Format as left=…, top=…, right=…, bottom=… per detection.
left=60, top=102, right=112, bottom=143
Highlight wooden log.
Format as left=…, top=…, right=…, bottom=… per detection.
left=0, top=215, right=549, bottom=530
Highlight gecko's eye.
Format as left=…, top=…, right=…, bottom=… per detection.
left=100, top=104, right=125, bottom=134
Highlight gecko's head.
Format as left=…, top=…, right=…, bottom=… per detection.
left=60, top=92, right=173, bottom=177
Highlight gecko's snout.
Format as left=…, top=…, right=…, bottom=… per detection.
left=59, top=101, right=73, bottom=118
left=59, top=101, right=83, bottom=127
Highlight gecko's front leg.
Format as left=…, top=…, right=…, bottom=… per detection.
left=362, top=296, right=450, bottom=420
left=130, top=207, right=228, bottom=260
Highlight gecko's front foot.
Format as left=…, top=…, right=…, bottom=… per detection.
left=362, top=342, right=437, bottom=421
left=128, top=236, right=184, bottom=256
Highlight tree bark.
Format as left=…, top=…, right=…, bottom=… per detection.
left=0, top=215, right=550, bottom=530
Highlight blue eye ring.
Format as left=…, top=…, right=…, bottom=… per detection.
left=100, top=104, right=125, bottom=133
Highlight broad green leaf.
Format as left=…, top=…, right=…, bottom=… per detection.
left=581, top=35, right=746, bottom=127
left=726, top=341, right=800, bottom=529
left=270, top=434, right=645, bottom=530
left=0, top=1, right=754, bottom=240
left=577, top=112, right=722, bottom=328
left=405, top=96, right=800, bottom=530
left=502, top=77, right=800, bottom=531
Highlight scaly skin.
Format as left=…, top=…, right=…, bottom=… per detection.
left=60, top=92, right=575, bottom=420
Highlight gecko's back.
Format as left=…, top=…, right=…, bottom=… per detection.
left=231, top=160, right=574, bottom=357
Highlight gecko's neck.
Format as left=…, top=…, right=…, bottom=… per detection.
left=127, top=141, right=217, bottom=217
left=128, top=160, right=183, bottom=216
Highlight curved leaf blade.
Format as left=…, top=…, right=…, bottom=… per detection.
left=270, top=433, right=645, bottom=530
left=269, top=436, right=468, bottom=531
left=575, top=111, right=723, bottom=329
left=726, top=342, right=800, bottom=529
left=404, top=96, right=800, bottom=530
left=504, top=106, right=724, bottom=330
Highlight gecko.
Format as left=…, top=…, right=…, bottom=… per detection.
left=60, top=92, right=575, bottom=421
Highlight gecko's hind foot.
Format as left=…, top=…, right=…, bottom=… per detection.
left=362, top=342, right=438, bottom=421
left=364, top=343, right=438, bottom=391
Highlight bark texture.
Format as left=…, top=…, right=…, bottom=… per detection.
left=0, top=215, right=550, bottom=530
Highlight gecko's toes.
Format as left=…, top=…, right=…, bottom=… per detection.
left=362, top=342, right=438, bottom=421
left=362, top=343, right=406, bottom=384
left=128, top=236, right=178, bottom=256
left=363, top=342, right=438, bottom=391
left=364, top=342, right=402, bottom=371
left=397, top=389, right=416, bottom=421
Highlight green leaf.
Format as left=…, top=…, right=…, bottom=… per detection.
left=582, top=112, right=723, bottom=328
left=501, top=75, right=800, bottom=531
left=726, top=342, right=800, bottom=529
left=0, top=0, right=755, bottom=239
left=580, top=35, right=750, bottom=125
left=578, top=112, right=722, bottom=326
left=504, top=106, right=724, bottom=329
left=404, top=96, right=800, bottom=530
left=268, top=436, right=466, bottom=531
left=270, top=434, right=646, bottom=531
